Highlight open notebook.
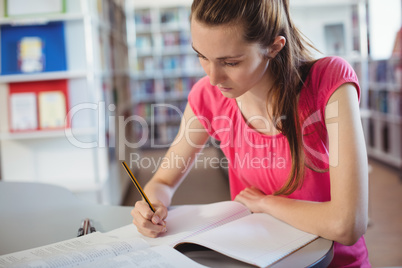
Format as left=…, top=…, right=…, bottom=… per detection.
left=107, top=201, right=319, bottom=267
left=0, top=201, right=318, bottom=268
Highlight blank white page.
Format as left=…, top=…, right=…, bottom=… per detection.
left=146, top=201, right=251, bottom=247
left=180, top=213, right=318, bottom=268
left=106, top=201, right=251, bottom=247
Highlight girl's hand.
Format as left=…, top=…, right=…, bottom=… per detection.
left=131, top=200, right=168, bottom=238
left=234, top=186, right=268, bottom=213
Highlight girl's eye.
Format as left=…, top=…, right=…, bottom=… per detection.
left=196, top=54, right=207, bottom=60
left=224, top=62, right=239, bottom=67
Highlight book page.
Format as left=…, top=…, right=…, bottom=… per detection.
left=179, top=213, right=318, bottom=268
left=106, top=201, right=251, bottom=247
left=81, top=245, right=208, bottom=268
left=0, top=232, right=148, bottom=268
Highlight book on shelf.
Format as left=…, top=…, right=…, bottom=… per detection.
left=8, top=80, right=69, bottom=132
left=368, top=118, right=376, bottom=148
left=9, top=92, right=38, bottom=131
left=136, top=35, right=152, bottom=50
left=162, top=32, right=180, bottom=47
left=18, top=37, right=45, bottom=73
left=0, top=22, right=66, bottom=75
left=180, top=31, right=191, bottom=46
left=368, top=88, right=401, bottom=116
left=160, top=8, right=179, bottom=26
left=134, top=9, right=152, bottom=26
left=388, top=92, right=401, bottom=116
left=0, top=201, right=319, bottom=268
left=38, top=91, right=67, bottom=129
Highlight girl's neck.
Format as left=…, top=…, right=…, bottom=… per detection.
left=236, top=70, right=275, bottom=116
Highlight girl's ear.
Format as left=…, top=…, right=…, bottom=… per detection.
left=267, top=36, right=286, bottom=58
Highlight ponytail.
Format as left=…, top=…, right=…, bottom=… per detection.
left=191, top=0, right=318, bottom=195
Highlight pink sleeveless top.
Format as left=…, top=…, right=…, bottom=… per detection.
left=188, top=56, right=370, bottom=267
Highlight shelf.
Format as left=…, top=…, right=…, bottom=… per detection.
left=0, top=70, right=88, bottom=83
left=0, top=0, right=132, bottom=205
left=136, top=49, right=154, bottom=57
left=361, top=109, right=402, bottom=124
left=135, top=25, right=152, bottom=34
left=290, top=0, right=365, bottom=8
left=131, top=70, right=205, bottom=80
left=164, top=91, right=188, bottom=101
left=369, top=82, right=402, bottom=92
left=367, top=147, right=402, bottom=168
left=133, top=95, right=157, bottom=103
left=146, top=116, right=181, bottom=124
left=132, top=0, right=193, bottom=9
left=0, top=13, right=84, bottom=25
left=160, top=23, right=188, bottom=33
left=0, top=128, right=98, bottom=141
left=369, top=56, right=402, bottom=63
left=370, top=111, right=402, bottom=125
left=162, top=46, right=194, bottom=55
left=132, top=93, right=189, bottom=104
left=128, top=3, right=205, bottom=149
left=343, top=54, right=369, bottom=63
left=137, top=45, right=194, bottom=57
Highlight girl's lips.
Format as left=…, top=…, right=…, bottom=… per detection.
left=219, top=86, right=232, bottom=92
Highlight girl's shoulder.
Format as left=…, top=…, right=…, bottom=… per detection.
left=305, top=56, right=360, bottom=98
left=309, top=56, right=356, bottom=80
left=300, top=56, right=360, bottom=119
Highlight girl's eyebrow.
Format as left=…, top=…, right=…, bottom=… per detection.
left=191, top=43, right=244, bottom=60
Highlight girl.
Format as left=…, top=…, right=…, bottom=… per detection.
left=131, top=0, right=370, bottom=266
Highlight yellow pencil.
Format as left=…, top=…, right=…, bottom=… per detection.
left=121, top=161, right=156, bottom=213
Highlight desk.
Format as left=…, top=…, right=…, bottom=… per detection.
left=0, top=182, right=333, bottom=267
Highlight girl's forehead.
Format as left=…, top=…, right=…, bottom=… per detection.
left=191, top=21, right=245, bottom=48
left=191, top=19, right=263, bottom=55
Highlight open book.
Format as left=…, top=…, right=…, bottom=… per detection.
left=108, top=201, right=319, bottom=267
left=0, top=231, right=207, bottom=268
left=0, top=201, right=318, bottom=268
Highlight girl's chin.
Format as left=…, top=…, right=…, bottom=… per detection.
left=219, top=90, right=238, bottom=99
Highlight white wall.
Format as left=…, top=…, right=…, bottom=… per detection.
left=368, top=0, right=401, bottom=60
left=291, top=5, right=355, bottom=58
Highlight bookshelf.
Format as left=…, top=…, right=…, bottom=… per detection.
left=364, top=55, right=401, bottom=168
left=291, top=0, right=402, bottom=171
left=364, top=0, right=402, bottom=171
left=125, top=1, right=402, bottom=172
left=127, top=0, right=205, bottom=149
left=0, top=0, right=133, bottom=204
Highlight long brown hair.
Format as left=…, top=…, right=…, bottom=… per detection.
left=191, top=0, right=318, bottom=195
